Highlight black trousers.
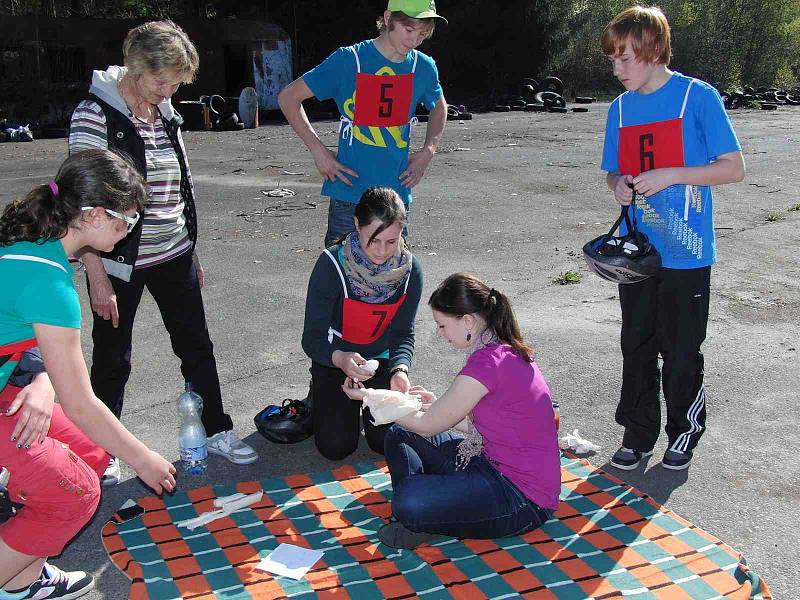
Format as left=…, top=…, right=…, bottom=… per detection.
left=310, top=360, right=390, bottom=461
left=617, top=266, right=710, bottom=454
left=88, top=251, right=233, bottom=436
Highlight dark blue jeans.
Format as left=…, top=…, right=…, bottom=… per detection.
left=384, top=425, right=553, bottom=539
left=324, top=198, right=411, bottom=247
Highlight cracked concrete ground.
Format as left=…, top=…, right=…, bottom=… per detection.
left=0, top=103, right=797, bottom=597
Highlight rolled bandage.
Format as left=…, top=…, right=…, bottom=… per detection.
left=213, top=492, right=246, bottom=507
left=362, top=359, right=379, bottom=374
left=177, top=491, right=264, bottom=530
left=362, top=389, right=422, bottom=425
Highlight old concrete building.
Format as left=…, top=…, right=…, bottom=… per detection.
left=0, top=16, right=292, bottom=129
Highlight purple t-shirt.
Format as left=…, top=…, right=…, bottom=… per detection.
left=460, top=343, right=560, bottom=510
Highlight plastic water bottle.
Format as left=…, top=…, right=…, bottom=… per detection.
left=178, top=393, right=208, bottom=475
left=179, top=381, right=203, bottom=415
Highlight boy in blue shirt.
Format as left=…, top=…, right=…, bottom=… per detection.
left=600, top=6, right=745, bottom=471
left=278, top=0, right=448, bottom=246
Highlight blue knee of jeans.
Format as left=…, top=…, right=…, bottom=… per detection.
left=384, top=422, right=408, bottom=447
left=386, top=423, right=425, bottom=456
left=391, top=479, right=426, bottom=530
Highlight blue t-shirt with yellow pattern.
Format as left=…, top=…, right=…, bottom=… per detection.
left=303, top=40, right=442, bottom=205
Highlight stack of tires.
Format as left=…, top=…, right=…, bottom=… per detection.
left=178, top=94, right=245, bottom=130
left=415, top=103, right=472, bottom=122
left=491, top=76, right=596, bottom=114
left=721, top=86, right=800, bottom=111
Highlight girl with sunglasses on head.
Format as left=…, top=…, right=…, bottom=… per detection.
left=343, top=273, right=560, bottom=549
left=0, top=149, right=176, bottom=600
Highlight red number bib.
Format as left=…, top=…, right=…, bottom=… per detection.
left=0, top=338, right=37, bottom=367
left=353, top=73, right=414, bottom=128
left=324, top=249, right=410, bottom=346
left=619, top=118, right=685, bottom=176
left=342, top=294, right=406, bottom=345
left=616, top=81, right=695, bottom=176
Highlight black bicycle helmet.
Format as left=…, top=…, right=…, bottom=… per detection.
left=583, top=201, right=661, bottom=284
left=254, top=399, right=313, bottom=444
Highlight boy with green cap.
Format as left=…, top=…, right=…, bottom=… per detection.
left=279, top=0, right=448, bottom=246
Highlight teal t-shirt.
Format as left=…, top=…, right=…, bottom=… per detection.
left=303, top=40, right=443, bottom=204
left=0, top=239, right=81, bottom=389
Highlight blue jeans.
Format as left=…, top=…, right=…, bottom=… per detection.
left=325, top=198, right=411, bottom=247
left=384, top=425, right=553, bottom=539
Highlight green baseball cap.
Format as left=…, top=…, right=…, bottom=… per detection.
left=387, top=0, right=448, bottom=23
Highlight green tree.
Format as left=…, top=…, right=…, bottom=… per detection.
left=550, top=0, right=800, bottom=94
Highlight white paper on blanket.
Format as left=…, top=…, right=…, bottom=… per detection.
left=362, top=389, right=422, bottom=425
left=176, top=490, right=263, bottom=530
left=559, top=429, right=601, bottom=454
left=255, top=543, right=324, bottom=580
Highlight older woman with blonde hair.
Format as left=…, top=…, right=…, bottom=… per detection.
left=69, top=20, right=257, bottom=485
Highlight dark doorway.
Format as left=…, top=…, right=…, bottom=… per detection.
left=224, top=42, right=251, bottom=95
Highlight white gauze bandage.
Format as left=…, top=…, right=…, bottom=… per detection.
left=362, top=389, right=422, bottom=425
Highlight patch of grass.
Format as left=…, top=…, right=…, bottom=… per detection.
left=766, top=212, right=785, bottom=222
left=789, top=203, right=800, bottom=212
left=554, top=270, right=582, bottom=285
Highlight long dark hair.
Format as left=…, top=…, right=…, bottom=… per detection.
left=0, top=149, right=148, bottom=247
left=354, top=186, right=407, bottom=245
left=429, top=272, right=535, bottom=362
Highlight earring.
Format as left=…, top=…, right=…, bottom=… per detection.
left=466, top=332, right=472, bottom=342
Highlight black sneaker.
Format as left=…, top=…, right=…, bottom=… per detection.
left=21, top=562, right=94, bottom=600
left=610, top=446, right=653, bottom=470
left=662, top=449, right=693, bottom=470
left=378, top=521, right=437, bottom=549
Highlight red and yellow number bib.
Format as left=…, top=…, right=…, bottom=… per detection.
left=341, top=46, right=419, bottom=136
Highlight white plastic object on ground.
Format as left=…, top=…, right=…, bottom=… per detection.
left=558, top=429, right=601, bottom=454
left=362, top=389, right=422, bottom=425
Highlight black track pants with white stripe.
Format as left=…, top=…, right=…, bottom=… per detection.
left=616, top=266, right=710, bottom=453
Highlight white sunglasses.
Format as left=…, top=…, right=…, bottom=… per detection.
left=81, top=206, right=140, bottom=233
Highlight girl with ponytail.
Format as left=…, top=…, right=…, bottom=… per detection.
left=343, top=272, right=560, bottom=549
left=0, top=149, right=145, bottom=248
left=0, top=150, right=176, bottom=599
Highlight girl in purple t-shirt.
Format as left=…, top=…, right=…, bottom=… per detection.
left=342, top=272, right=560, bottom=549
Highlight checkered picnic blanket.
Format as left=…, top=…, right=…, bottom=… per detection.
left=101, top=455, right=771, bottom=599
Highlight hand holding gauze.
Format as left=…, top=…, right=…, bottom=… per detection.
left=363, top=389, right=422, bottom=425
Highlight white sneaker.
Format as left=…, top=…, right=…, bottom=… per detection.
left=207, top=430, right=258, bottom=465
left=21, top=562, right=94, bottom=599
left=101, top=457, right=121, bottom=487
